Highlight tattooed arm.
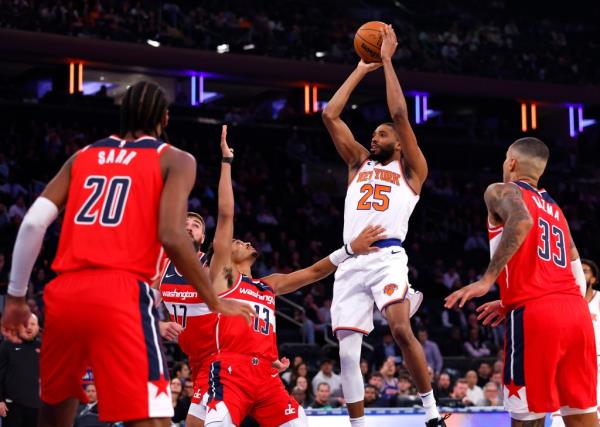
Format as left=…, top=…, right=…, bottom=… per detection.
left=445, top=183, right=533, bottom=308
left=483, top=183, right=534, bottom=281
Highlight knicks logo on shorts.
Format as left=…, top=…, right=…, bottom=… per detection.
left=383, top=284, right=398, bottom=296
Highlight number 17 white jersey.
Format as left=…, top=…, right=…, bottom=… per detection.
left=343, top=159, right=419, bottom=244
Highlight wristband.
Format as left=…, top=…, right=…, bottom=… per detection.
left=344, top=244, right=354, bottom=256
left=222, top=157, right=234, bottom=164
left=329, top=245, right=352, bottom=267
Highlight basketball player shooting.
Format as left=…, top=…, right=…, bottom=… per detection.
left=445, top=138, right=597, bottom=427
left=322, top=25, right=446, bottom=427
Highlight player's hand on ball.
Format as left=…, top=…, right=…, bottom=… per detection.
left=214, top=299, right=255, bottom=324
left=444, top=279, right=493, bottom=309
left=380, top=24, right=398, bottom=61
left=0, top=295, right=31, bottom=344
left=220, top=124, right=234, bottom=158
left=350, top=225, right=386, bottom=254
left=357, top=59, right=382, bottom=73
left=476, top=300, right=506, bottom=327
left=159, top=321, right=183, bottom=341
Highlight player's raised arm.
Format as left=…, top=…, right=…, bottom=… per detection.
left=322, top=61, right=379, bottom=178
left=159, top=142, right=252, bottom=322
left=380, top=25, right=428, bottom=192
left=209, top=125, right=236, bottom=287
left=445, top=183, right=533, bottom=308
left=265, top=225, right=386, bottom=296
left=1, top=154, right=76, bottom=343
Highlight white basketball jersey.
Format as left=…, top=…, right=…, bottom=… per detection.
left=343, top=159, right=419, bottom=244
left=589, top=291, right=600, bottom=356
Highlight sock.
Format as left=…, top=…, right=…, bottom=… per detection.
left=419, top=390, right=440, bottom=421
left=350, top=416, right=366, bottom=427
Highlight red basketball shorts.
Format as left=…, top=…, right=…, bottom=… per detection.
left=204, top=353, right=300, bottom=427
left=503, top=293, right=597, bottom=415
left=40, top=270, right=173, bottom=421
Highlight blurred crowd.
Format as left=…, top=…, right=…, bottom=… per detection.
left=1, top=0, right=599, bottom=84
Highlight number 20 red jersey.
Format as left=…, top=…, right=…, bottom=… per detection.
left=488, top=181, right=580, bottom=310
left=52, top=136, right=168, bottom=283
left=216, top=274, right=278, bottom=362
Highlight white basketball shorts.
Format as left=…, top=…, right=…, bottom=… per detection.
left=331, top=246, right=423, bottom=335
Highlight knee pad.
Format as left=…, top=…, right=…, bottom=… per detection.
left=337, top=330, right=365, bottom=404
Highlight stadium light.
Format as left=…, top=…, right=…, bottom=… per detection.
left=568, top=106, right=576, bottom=138
left=69, top=63, right=74, bottom=94
left=217, top=44, right=230, bottom=54
left=243, top=44, right=255, bottom=51
left=530, top=104, right=537, bottom=130
left=315, top=51, right=326, bottom=58
left=304, top=84, right=310, bottom=114
left=146, top=39, right=160, bottom=48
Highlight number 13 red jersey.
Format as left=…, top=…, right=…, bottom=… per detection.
left=52, top=136, right=168, bottom=283
left=488, top=181, right=580, bottom=310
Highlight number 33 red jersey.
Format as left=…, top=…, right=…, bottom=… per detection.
left=488, top=180, right=581, bottom=310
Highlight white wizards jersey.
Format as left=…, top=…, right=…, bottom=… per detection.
left=343, top=159, right=419, bottom=244
left=589, top=291, right=600, bottom=356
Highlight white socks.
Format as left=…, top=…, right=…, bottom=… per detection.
left=350, top=416, right=365, bottom=427
left=419, top=390, right=440, bottom=421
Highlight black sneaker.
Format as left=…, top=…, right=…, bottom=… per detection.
left=425, top=414, right=451, bottom=427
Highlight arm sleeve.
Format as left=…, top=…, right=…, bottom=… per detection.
left=7, top=197, right=58, bottom=297
left=571, top=258, right=586, bottom=297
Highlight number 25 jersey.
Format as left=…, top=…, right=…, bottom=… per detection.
left=344, top=159, right=419, bottom=244
left=488, top=181, right=580, bottom=310
left=52, top=136, right=168, bottom=283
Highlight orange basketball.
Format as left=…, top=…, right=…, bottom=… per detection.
left=354, top=21, right=386, bottom=63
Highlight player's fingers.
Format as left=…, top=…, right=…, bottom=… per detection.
left=367, top=246, right=381, bottom=252
left=1, top=328, right=22, bottom=344
left=476, top=302, right=490, bottom=313
left=444, top=292, right=460, bottom=308
left=492, top=317, right=505, bottom=327
left=221, top=125, right=227, bottom=145
left=459, top=291, right=471, bottom=308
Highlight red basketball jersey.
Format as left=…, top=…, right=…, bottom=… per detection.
left=52, top=136, right=168, bottom=283
left=159, top=253, right=224, bottom=378
left=216, top=274, right=278, bottom=362
left=488, top=181, right=580, bottom=310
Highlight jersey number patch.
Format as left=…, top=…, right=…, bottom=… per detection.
left=253, top=304, right=271, bottom=335
left=171, top=304, right=188, bottom=329
left=537, top=218, right=567, bottom=268
left=75, top=176, right=131, bottom=226
left=356, top=184, right=391, bottom=211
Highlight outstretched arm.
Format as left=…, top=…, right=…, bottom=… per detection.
left=380, top=25, right=428, bottom=192
left=265, top=225, right=386, bottom=295
left=444, top=183, right=533, bottom=308
left=209, top=125, right=235, bottom=288
left=159, top=139, right=253, bottom=322
left=322, top=61, right=379, bottom=178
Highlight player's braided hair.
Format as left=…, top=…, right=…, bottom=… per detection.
left=120, top=81, right=169, bottom=142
